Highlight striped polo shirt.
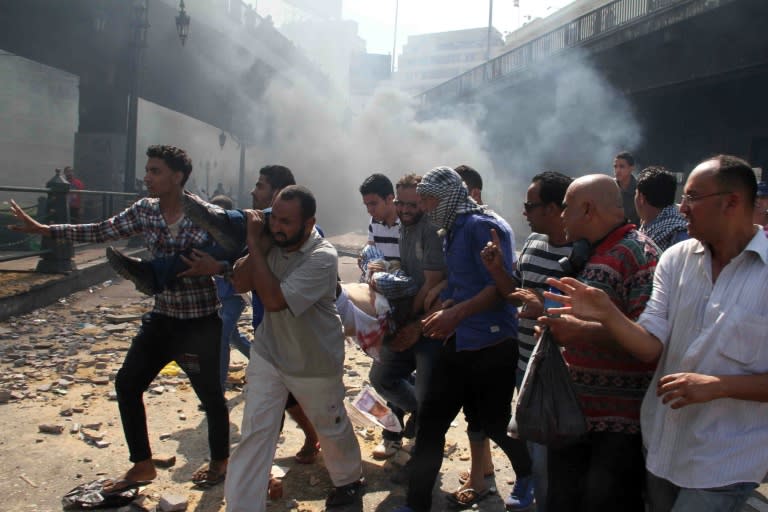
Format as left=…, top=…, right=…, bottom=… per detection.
left=367, top=217, right=401, bottom=262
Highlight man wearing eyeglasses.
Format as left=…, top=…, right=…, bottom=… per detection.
left=543, top=155, right=768, bottom=512
left=368, top=173, right=446, bottom=472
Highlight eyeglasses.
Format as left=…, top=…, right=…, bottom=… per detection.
left=679, top=191, right=731, bottom=204
left=523, top=201, right=544, bottom=212
left=394, top=200, right=418, bottom=208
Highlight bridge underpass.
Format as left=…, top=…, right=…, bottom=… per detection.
left=0, top=0, right=331, bottom=199
left=417, top=0, right=768, bottom=190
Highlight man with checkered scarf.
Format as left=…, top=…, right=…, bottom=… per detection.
left=394, top=167, right=533, bottom=512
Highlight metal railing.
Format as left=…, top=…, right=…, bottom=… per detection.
left=0, top=187, right=138, bottom=263
left=417, top=0, right=696, bottom=106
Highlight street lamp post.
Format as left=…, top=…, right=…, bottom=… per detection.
left=124, top=0, right=149, bottom=193
left=176, top=0, right=190, bottom=46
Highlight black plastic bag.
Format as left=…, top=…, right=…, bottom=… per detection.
left=513, top=327, right=588, bottom=445
left=62, top=479, right=137, bottom=510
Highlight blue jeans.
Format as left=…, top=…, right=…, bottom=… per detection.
left=219, top=295, right=251, bottom=390
left=646, top=470, right=757, bottom=512
left=514, top=373, right=548, bottom=512
left=369, top=336, right=442, bottom=441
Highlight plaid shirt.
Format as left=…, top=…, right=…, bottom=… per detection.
left=50, top=197, right=218, bottom=319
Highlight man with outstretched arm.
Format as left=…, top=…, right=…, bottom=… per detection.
left=544, top=154, right=768, bottom=512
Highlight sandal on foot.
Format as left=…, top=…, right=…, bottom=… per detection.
left=192, top=467, right=226, bottom=488
left=457, top=469, right=495, bottom=485
left=446, top=487, right=490, bottom=507
left=294, top=442, right=320, bottom=464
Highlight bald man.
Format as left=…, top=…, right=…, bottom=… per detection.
left=538, top=174, right=659, bottom=512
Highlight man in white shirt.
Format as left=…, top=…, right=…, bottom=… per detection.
left=543, top=154, right=768, bottom=512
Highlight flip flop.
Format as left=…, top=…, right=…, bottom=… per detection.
left=192, top=467, right=226, bottom=488
left=101, top=478, right=153, bottom=496
left=446, top=487, right=490, bottom=507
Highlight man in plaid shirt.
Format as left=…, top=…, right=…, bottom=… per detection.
left=9, top=145, right=228, bottom=492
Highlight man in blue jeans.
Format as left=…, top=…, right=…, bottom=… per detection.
left=367, top=173, right=446, bottom=471
left=394, top=167, right=533, bottom=512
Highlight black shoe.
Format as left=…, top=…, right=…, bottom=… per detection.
left=181, top=192, right=243, bottom=253
left=106, top=246, right=156, bottom=296
left=325, top=478, right=365, bottom=507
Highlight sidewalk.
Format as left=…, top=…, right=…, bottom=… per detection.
left=0, top=239, right=146, bottom=321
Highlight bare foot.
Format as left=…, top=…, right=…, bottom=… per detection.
left=102, top=459, right=157, bottom=493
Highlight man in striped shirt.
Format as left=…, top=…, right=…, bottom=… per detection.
left=359, top=173, right=400, bottom=268
left=481, top=171, right=573, bottom=511
left=9, top=145, right=229, bottom=492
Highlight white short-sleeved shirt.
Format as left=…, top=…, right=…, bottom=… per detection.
left=252, top=229, right=345, bottom=378
left=638, top=228, right=768, bottom=488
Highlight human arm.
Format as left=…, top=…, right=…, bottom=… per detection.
left=480, top=228, right=520, bottom=297
left=542, top=276, right=663, bottom=362
left=231, top=210, right=285, bottom=309
left=177, top=249, right=228, bottom=277
left=656, top=372, right=768, bottom=409
left=421, top=284, right=500, bottom=340
left=412, top=269, right=444, bottom=315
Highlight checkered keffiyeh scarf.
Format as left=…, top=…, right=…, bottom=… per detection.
left=416, top=166, right=487, bottom=236
left=640, top=204, right=688, bottom=251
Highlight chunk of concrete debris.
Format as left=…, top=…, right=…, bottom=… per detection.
left=152, top=454, right=177, bottom=468
left=158, top=494, right=188, bottom=512
left=38, top=424, right=64, bottom=434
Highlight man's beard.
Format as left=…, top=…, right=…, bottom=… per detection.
left=399, top=211, right=423, bottom=226
left=272, top=225, right=306, bottom=248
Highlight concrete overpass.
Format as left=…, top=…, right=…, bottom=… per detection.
left=416, top=0, right=768, bottom=178
left=0, top=0, right=331, bottom=192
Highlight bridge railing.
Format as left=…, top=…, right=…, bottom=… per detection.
left=418, top=0, right=689, bottom=106
left=0, top=187, right=139, bottom=264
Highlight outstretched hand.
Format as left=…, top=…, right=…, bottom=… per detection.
left=542, top=277, right=615, bottom=322
left=8, top=199, right=49, bottom=235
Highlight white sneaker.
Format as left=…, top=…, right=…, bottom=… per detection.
left=372, top=439, right=402, bottom=459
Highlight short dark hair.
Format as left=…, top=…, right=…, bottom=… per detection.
left=455, top=165, right=483, bottom=191
left=210, top=195, right=234, bottom=210
left=709, top=154, right=757, bottom=206
left=259, top=165, right=295, bottom=191
left=396, top=173, right=421, bottom=190
left=637, top=166, right=677, bottom=208
left=359, top=173, right=394, bottom=199
left=532, top=171, right=572, bottom=207
left=615, top=151, right=635, bottom=167
left=146, top=145, right=193, bottom=185
left=278, top=185, right=316, bottom=220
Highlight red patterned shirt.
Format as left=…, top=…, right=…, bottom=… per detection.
left=50, top=197, right=218, bottom=319
left=562, top=224, right=658, bottom=434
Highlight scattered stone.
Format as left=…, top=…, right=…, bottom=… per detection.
left=150, top=386, right=165, bottom=395
left=444, top=442, right=458, bottom=457
left=94, top=362, right=108, bottom=370
left=70, top=423, right=81, bottom=434
left=33, top=342, right=54, bottom=349
left=83, top=457, right=92, bottom=463
left=37, top=384, right=51, bottom=392
left=158, top=493, right=188, bottom=512
left=0, top=390, right=11, bottom=403
left=94, top=440, right=111, bottom=449
left=38, top=424, right=64, bottom=434
left=82, top=422, right=102, bottom=430
left=178, top=413, right=186, bottom=421
left=107, top=391, right=117, bottom=400
left=89, top=376, right=109, bottom=385
left=159, top=432, right=172, bottom=440
left=104, top=323, right=133, bottom=333
left=104, top=313, right=142, bottom=323
left=152, top=454, right=177, bottom=468
left=13, top=358, right=27, bottom=367
left=347, top=370, right=359, bottom=377
left=60, top=406, right=74, bottom=417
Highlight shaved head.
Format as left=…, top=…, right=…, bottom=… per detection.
left=562, top=174, right=627, bottom=242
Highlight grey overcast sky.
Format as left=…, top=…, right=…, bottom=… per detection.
left=342, top=0, right=576, bottom=58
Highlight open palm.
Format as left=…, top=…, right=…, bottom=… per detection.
left=543, top=277, right=614, bottom=323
